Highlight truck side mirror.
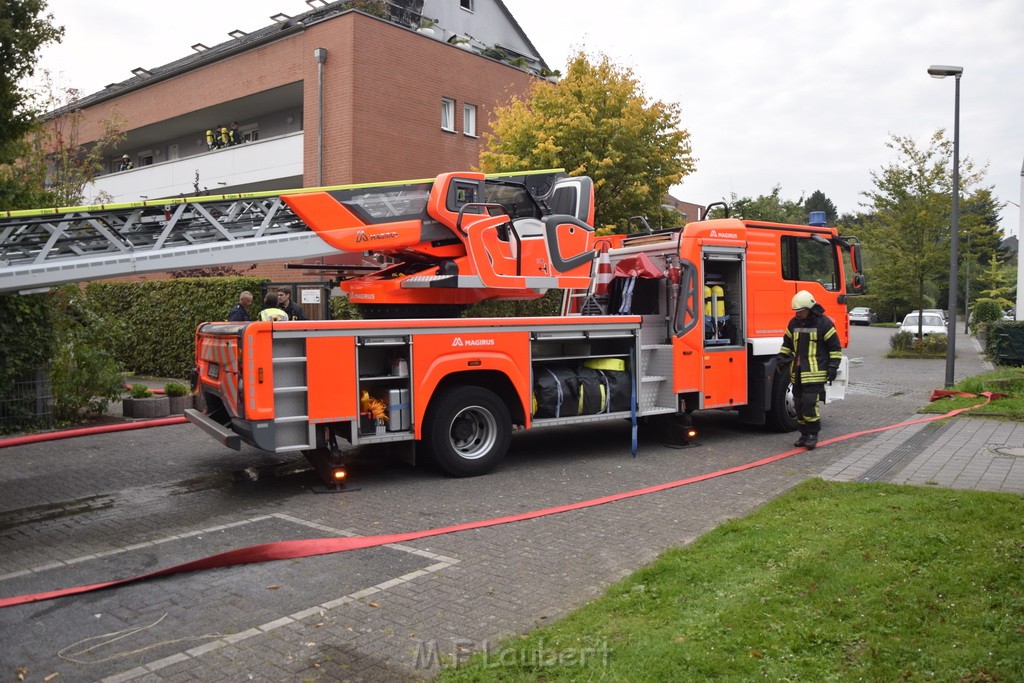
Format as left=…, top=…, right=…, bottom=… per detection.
left=851, top=273, right=865, bottom=294
left=850, top=243, right=863, bottom=272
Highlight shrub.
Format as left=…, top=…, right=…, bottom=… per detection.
left=888, top=330, right=946, bottom=356
left=464, top=290, right=563, bottom=318
left=128, top=384, right=154, bottom=399
left=970, top=298, right=1003, bottom=334
left=330, top=294, right=362, bottom=320
left=915, top=333, right=948, bottom=355
left=49, top=286, right=126, bottom=421
left=889, top=330, right=915, bottom=352
left=164, top=381, right=189, bottom=397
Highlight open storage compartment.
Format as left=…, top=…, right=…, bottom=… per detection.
left=529, top=328, right=637, bottom=422
left=356, top=335, right=412, bottom=437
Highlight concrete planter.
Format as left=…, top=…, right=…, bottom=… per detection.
left=122, top=396, right=170, bottom=419
left=167, top=394, right=194, bottom=415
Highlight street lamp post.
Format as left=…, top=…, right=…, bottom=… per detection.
left=964, top=233, right=970, bottom=334
left=928, top=64, right=963, bottom=388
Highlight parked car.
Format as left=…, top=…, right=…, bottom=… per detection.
left=898, top=311, right=947, bottom=337
left=923, top=308, right=946, bottom=321
left=848, top=307, right=878, bottom=326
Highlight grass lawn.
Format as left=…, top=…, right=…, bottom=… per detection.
left=440, top=479, right=1024, bottom=682
left=922, top=367, right=1024, bottom=417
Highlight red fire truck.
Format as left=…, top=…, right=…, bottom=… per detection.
left=183, top=170, right=864, bottom=484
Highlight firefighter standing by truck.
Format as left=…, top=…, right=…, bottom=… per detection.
left=777, top=290, right=843, bottom=450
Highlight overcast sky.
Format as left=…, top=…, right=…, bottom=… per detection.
left=29, top=0, right=1023, bottom=235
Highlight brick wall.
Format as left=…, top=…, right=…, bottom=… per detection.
left=66, top=12, right=540, bottom=289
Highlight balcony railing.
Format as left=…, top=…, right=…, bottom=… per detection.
left=88, top=131, right=303, bottom=203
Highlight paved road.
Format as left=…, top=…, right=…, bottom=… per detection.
left=0, top=325, right=996, bottom=681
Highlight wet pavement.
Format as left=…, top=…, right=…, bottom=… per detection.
left=0, top=325, right=1019, bottom=682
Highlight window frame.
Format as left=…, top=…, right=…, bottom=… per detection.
left=463, top=103, right=477, bottom=137
left=460, top=0, right=474, bottom=12
left=441, top=97, right=456, bottom=132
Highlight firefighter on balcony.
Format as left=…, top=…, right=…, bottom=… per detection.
left=776, top=290, right=842, bottom=450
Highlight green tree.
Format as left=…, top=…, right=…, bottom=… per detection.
left=974, top=259, right=1014, bottom=309
left=1, top=77, right=126, bottom=210
left=0, top=0, right=63, bottom=164
left=804, top=189, right=838, bottom=225
left=480, top=51, right=695, bottom=232
left=858, top=131, right=984, bottom=331
left=719, top=186, right=807, bottom=223
left=961, top=188, right=1004, bottom=265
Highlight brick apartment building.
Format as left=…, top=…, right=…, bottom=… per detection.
left=59, top=0, right=549, bottom=285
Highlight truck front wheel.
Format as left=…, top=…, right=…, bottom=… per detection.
left=766, top=373, right=800, bottom=432
left=425, top=386, right=511, bottom=477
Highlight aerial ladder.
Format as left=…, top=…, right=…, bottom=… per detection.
left=0, top=170, right=599, bottom=317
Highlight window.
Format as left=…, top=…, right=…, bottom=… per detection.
left=781, top=235, right=839, bottom=291
left=241, top=124, right=259, bottom=143
left=463, top=103, right=477, bottom=137
left=441, top=97, right=455, bottom=131
left=460, top=0, right=474, bottom=11
left=138, top=150, right=154, bottom=166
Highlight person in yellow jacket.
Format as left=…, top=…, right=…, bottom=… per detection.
left=258, top=292, right=288, bottom=321
left=776, top=290, right=842, bottom=450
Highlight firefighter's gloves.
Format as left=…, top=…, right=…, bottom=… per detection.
left=775, top=353, right=791, bottom=367
left=826, top=367, right=838, bottom=383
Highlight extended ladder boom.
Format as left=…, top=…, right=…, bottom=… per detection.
left=0, top=190, right=340, bottom=294
left=0, top=170, right=597, bottom=304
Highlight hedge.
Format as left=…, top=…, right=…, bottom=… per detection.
left=984, top=320, right=1024, bottom=366
left=85, top=276, right=268, bottom=378
left=0, top=293, right=56, bottom=431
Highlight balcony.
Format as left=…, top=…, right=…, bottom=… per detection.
left=88, top=131, right=304, bottom=204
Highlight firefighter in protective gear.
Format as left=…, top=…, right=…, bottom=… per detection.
left=776, top=290, right=842, bottom=450
left=258, top=291, right=288, bottom=322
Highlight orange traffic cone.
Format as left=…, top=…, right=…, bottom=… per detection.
left=594, top=241, right=612, bottom=297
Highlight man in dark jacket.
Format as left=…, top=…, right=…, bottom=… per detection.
left=776, top=290, right=843, bottom=450
left=277, top=288, right=306, bottom=320
left=227, top=291, right=253, bottom=322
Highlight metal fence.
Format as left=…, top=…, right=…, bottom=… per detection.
left=0, top=367, right=52, bottom=433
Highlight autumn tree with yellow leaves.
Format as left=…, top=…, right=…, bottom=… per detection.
left=480, top=51, right=695, bottom=233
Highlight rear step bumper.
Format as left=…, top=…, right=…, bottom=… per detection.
left=185, top=408, right=241, bottom=450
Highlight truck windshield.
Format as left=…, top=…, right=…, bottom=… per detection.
left=480, top=180, right=544, bottom=220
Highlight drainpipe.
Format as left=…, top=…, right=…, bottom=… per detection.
left=314, top=48, right=328, bottom=186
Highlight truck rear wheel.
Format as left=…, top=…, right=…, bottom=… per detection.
left=425, top=386, right=511, bottom=477
left=766, top=374, right=799, bottom=432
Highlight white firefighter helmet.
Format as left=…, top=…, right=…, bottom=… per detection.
left=791, top=290, right=816, bottom=311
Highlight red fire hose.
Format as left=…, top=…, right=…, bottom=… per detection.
left=0, top=417, right=187, bottom=449
left=0, top=392, right=1002, bottom=608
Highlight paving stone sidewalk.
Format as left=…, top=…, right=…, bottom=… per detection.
left=822, top=332, right=1024, bottom=494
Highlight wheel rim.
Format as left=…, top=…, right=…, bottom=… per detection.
left=784, top=383, right=798, bottom=420
left=447, top=405, right=497, bottom=461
